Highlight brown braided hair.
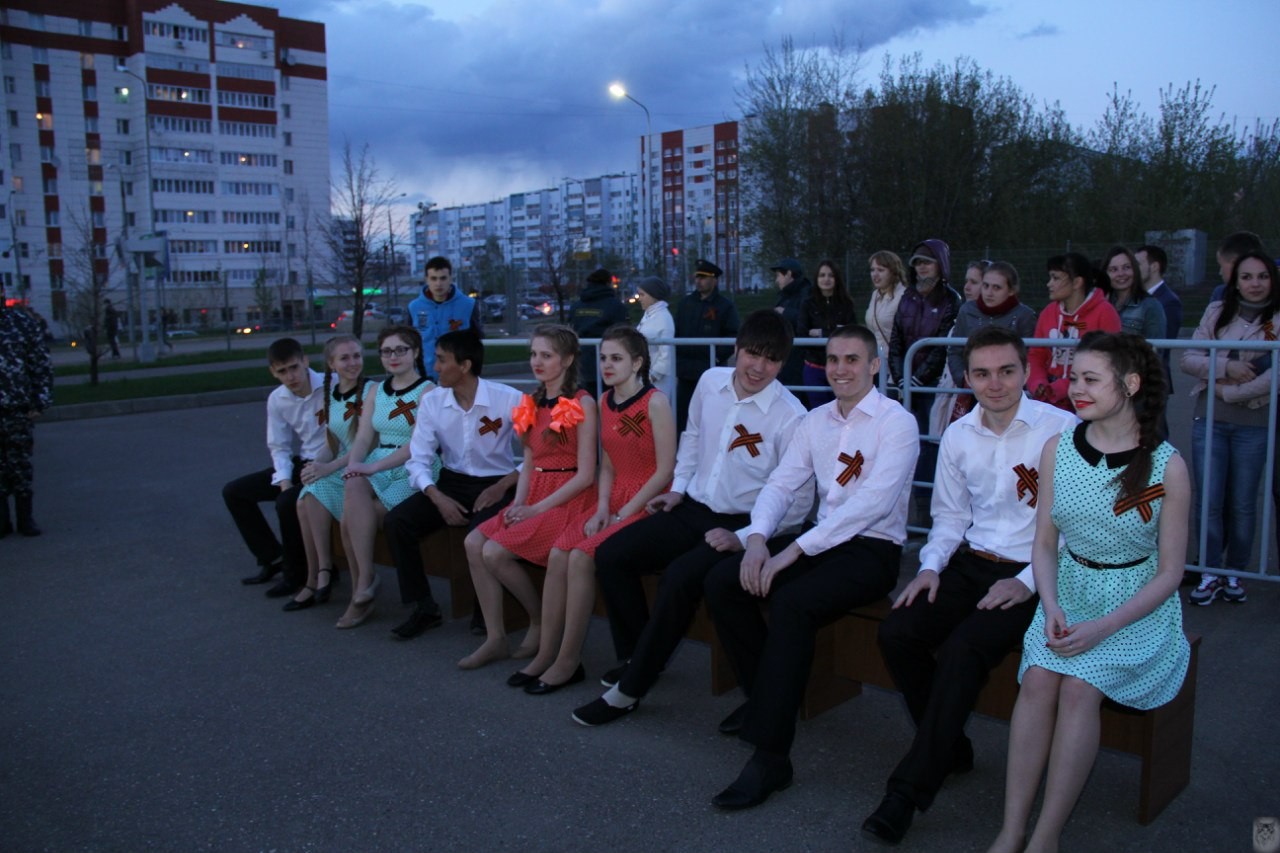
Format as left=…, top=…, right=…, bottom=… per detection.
left=1075, top=331, right=1167, bottom=501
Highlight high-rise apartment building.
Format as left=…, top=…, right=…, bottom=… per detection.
left=0, top=0, right=328, bottom=334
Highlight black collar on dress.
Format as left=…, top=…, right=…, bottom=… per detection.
left=332, top=380, right=363, bottom=402
left=607, top=382, right=652, bottom=413
left=383, top=375, right=427, bottom=396
left=1073, top=422, right=1138, bottom=469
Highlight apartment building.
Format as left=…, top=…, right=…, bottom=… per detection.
left=0, top=0, right=328, bottom=334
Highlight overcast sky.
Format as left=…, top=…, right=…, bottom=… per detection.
left=268, top=0, right=1279, bottom=223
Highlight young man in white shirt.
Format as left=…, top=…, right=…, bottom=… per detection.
left=223, top=338, right=328, bottom=598
left=573, top=310, right=813, bottom=728
left=385, top=330, right=521, bottom=638
left=702, top=323, right=918, bottom=810
left=861, top=326, right=1078, bottom=845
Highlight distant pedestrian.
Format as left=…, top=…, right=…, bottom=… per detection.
left=866, top=250, right=908, bottom=360
left=770, top=257, right=811, bottom=398
left=1135, top=243, right=1183, bottom=376
left=674, top=259, right=739, bottom=431
left=0, top=277, right=53, bottom=537
left=1101, top=246, right=1166, bottom=340
left=104, top=299, right=121, bottom=358
left=634, top=276, right=677, bottom=402
left=569, top=267, right=627, bottom=395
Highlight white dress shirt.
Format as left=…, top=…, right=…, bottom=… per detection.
left=672, top=367, right=813, bottom=528
left=267, top=368, right=328, bottom=485
left=636, top=301, right=676, bottom=403
left=740, top=386, right=918, bottom=553
left=406, top=378, right=524, bottom=492
left=918, top=394, right=1079, bottom=589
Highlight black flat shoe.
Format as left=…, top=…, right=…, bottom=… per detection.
left=241, top=560, right=283, bottom=585
left=711, top=752, right=793, bottom=810
left=315, top=567, right=338, bottom=603
left=507, top=670, right=540, bottom=688
left=391, top=601, right=443, bottom=640
left=524, top=664, right=586, bottom=695
left=861, top=791, right=915, bottom=845
left=283, top=588, right=317, bottom=612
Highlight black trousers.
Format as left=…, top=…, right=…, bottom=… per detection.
left=878, top=548, right=1037, bottom=810
left=705, top=534, right=900, bottom=755
left=0, top=411, right=35, bottom=497
left=384, top=468, right=513, bottom=606
left=595, top=498, right=749, bottom=681
left=222, top=462, right=305, bottom=586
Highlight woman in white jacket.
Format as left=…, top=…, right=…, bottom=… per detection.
left=634, top=276, right=676, bottom=403
left=1179, top=250, right=1279, bottom=606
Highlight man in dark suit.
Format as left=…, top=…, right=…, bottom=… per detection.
left=1135, top=244, right=1182, bottom=369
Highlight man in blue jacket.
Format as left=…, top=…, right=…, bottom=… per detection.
left=408, top=256, right=482, bottom=380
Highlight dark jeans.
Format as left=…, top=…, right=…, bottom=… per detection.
left=222, top=462, right=305, bottom=586
left=595, top=498, right=750, bottom=682
left=705, top=534, right=900, bottom=755
left=878, top=548, right=1037, bottom=810
left=384, top=468, right=513, bottom=606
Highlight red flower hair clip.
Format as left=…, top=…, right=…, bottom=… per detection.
left=512, top=394, right=538, bottom=435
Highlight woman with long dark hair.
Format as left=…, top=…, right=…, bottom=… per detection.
left=799, top=259, right=858, bottom=407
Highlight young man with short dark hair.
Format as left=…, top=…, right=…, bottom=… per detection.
left=384, top=330, right=522, bottom=638
left=408, top=256, right=482, bottom=381
left=862, top=326, right=1078, bottom=845
left=573, top=310, right=811, bottom=728
left=222, top=338, right=327, bottom=597
left=700, top=324, right=918, bottom=810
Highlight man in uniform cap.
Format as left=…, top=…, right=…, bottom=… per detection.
left=569, top=267, right=627, bottom=395
left=673, top=259, right=739, bottom=431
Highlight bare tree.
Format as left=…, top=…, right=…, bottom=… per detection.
left=324, top=141, right=396, bottom=340
left=63, top=206, right=121, bottom=385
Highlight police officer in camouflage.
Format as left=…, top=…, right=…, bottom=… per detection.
left=0, top=278, right=53, bottom=537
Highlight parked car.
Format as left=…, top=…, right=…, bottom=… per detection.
left=331, top=307, right=389, bottom=335
left=481, top=294, right=507, bottom=321
left=385, top=306, right=409, bottom=325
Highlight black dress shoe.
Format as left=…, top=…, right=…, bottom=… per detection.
left=861, top=791, right=916, bottom=845
left=241, top=561, right=283, bottom=585
left=711, top=752, right=793, bottom=810
left=524, top=663, right=586, bottom=695
left=600, top=662, right=628, bottom=688
left=718, top=701, right=748, bottom=735
left=391, top=601, right=443, bottom=639
left=315, top=567, right=339, bottom=603
left=507, top=670, right=540, bottom=688
left=265, top=578, right=300, bottom=598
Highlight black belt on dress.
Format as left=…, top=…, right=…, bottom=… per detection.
left=535, top=466, right=577, bottom=473
left=378, top=443, right=404, bottom=449
left=1068, top=549, right=1146, bottom=570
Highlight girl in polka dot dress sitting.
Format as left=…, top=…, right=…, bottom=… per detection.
left=989, top=332, right=1191, bottom=853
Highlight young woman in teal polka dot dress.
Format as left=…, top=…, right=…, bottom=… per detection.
left=989, top=332, right=1191, bottom=853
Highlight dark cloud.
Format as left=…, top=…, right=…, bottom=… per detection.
left=271, top=0, right=989, bottom=202
left=1018, top=22, right=1060, bottom=39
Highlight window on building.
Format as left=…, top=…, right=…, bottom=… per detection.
left=35, top=81, right=50, bottom=97
left=123, top=181, right=133, bottom=196
left=282, top=104, right=291, bottom=119
left=85, top=116, right=99, bottom=133
left=39, top=145, right=54, bottom=163
left=11, top=176, right=21, bottom=192
left=283, top=159, right=293, bottom=175
left=44, top=210, right=58, bottom=226
left=37, top=112, right=52, bottom=130
left=18, top=242, right=29, bottom=258
left=115, top=25, right=128, bottom=41
left=116, top=118, right=130, bottom=134
left=6, top=110, right=16, bottom=127
left=115, top=86, right=129, bottom=104
left=285, top=215, right=295, bottom=229
left=284, top=187, right=294, bottom=202
left=283, top=132, right=292, bottom=146
left=79, top=20, right=93, bottom=36
left=8, top=143, right=19, bottom=162
left=30, top=13, right=46, bottom=30
left=85, top=147, right=101, bottom=165
left=92, top=211, right=104, bottom=227
left=82, top=83, right=97, bottom=100
left=3, top=77, right=15, bottom=94
left=90, top=180, right=104, bottom=196
left=119, top=150, right=131, bottom=166
left=126, top=212, right=136, bottom=227
left=0, top=43, right=11, bottom=60
left=47, top=242, right=62, bottom=259
left=281, top=76, right=290, bottom=91
left=13, top=209, right=25, bottom=226
left=33, top=47, right=49, bottom=63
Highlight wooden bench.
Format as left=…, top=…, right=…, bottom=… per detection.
left=710, top=598, right=1200, bottom=825
left=331, top=525, right=474, bottom=619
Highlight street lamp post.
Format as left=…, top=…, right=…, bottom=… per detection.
left=608, top=83, right=655, bottom=278
left=119, top=65, right=160, bottom=361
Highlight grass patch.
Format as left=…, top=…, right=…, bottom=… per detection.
left=54, top=367, right=277, bottom=405
left=54, top=344, right=328, bottom=377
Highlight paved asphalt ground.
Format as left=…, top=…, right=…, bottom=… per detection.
left=2, top=383, right=1278, bottom=850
